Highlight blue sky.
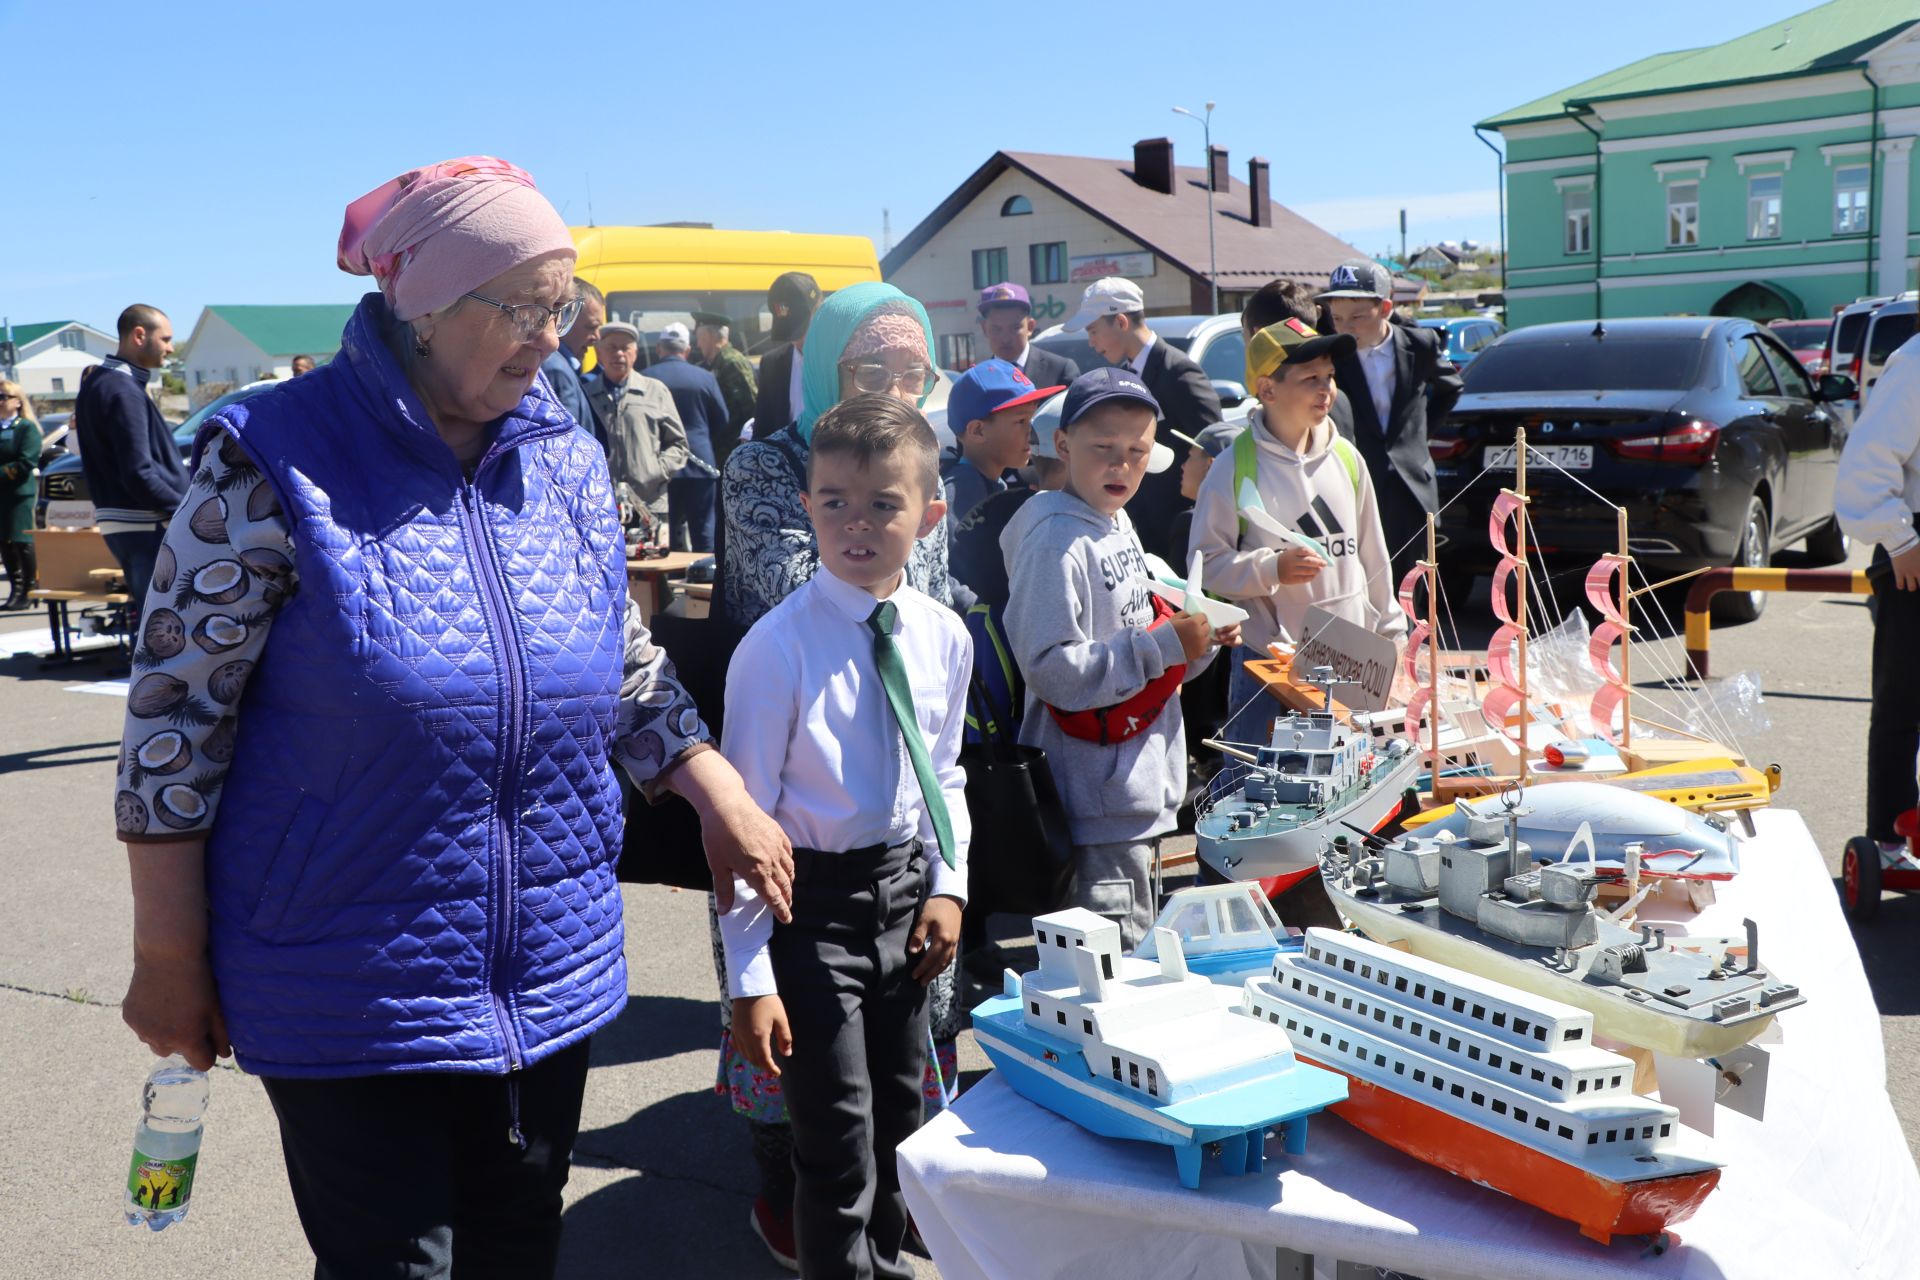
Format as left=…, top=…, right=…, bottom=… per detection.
left=2, top=0, right=1813, bottom=334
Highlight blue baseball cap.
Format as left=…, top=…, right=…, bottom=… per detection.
left=1058, top=367, right=1175, bottom=472
left=947, top=359, right=1063, bottom=431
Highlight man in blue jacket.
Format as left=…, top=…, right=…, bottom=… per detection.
left=645, top=322, right=727, bottom=551
left=75, top=304, right=186, bottom=624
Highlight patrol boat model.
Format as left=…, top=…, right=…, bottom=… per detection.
left=1322, top=798, right=1804, bottom=1059
left=971, top=908, right=1347, bottom=1189
left=1197, top=667, right=1422, bottom=892
left=1243, top=928, right=1723, bottom=1244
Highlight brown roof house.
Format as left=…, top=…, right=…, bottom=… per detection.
left=882, top=138, right=1375, bottom=368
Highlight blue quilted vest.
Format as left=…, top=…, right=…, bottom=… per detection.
left=200, top=295, right=628, bottom=1078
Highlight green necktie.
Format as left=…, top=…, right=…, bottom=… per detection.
left=867, top=600, right=957, bottom=870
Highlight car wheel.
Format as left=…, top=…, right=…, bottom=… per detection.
left=1714, top=496, right=1770, bottom=624
left=1803, top=513, right=1849, bottom=566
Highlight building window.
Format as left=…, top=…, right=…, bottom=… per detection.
left=937, top=333, right=976, bottom=370
left=1030, top=241, right=1067, bottom=284
left=1835, top=164, right=1870, bottom=234
left=1563, top=188, right=1592, bottom=255
left=1747, top=174, right=1783, bottom=239
left=194, top=370, right=204, bottom=386
left=1000, top=195, right=1033, bottom=217
left=971, top=247, right=1009, bottom=289
left=58, top=329, right=85, bottom=350
left=1667, top=182, right=1700, bottom=246
left=51, top=377, right=64, bottom=393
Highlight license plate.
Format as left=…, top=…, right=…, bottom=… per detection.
left=43, top=500, right=96, bottom=528
left=1485, top=444, right=1591, bottom=471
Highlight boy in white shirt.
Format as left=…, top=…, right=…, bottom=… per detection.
left=1191, top=318, right=1407, bottom=744
left=720, top=393, right=971, bottom=1279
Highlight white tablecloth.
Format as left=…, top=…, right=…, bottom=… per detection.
left=899, top=809, right=1920, bottom=1279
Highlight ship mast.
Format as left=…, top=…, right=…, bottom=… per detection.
left=1616, top=506, right=1632, bottom=751
left=1512, top=426, right=1531, bottom=785
left=1424, top=513, right=1444, bottom=799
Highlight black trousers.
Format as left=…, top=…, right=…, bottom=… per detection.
left=669, top=476, right=717, bottom=552
left=769, top=841, right=929, bottom=1280
left=260, top=1038, right=592, bottom=1280
left=1869, top=541, right=1920, bottom=841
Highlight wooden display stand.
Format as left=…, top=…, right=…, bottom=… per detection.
left=626, top=550, right=710, bottom=623
left=26, top=527, right=129, bottom=663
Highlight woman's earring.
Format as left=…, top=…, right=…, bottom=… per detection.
left=413, top=334, right=431, bottom=357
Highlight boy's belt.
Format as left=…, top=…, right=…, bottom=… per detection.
left=789, top=839, right=922, bottom=885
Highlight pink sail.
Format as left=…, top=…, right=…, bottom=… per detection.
left=1403, top=686, right=1432, bottom=744
left=1486, top=622, right=1525, bottom=690
left=1589, top=620, right=1626, bottom=685
left=1488, top=490, right=1525, bottom=560
left=1404, top=622, right=1432, bottom=684
left=1589, top=682, right=1626, bottom=744
left=1397, top=564, right=1429, bottom=622
left=1586, top=557, right=1627, bottom=623
left=1490, top=558, right=1522, bottom=625
left=1481, top=683, right=1525, bottom=743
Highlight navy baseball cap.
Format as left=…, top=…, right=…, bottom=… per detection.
left=1058, top=367, right=1174, bottom=472
left=977, top=282, right=1031, bottom=313
left=948, top=359, right=1063, bottom=429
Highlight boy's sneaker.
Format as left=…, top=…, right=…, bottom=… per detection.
left=750, top=1195, right=800, bottom=1272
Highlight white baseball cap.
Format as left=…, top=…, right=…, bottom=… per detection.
left=1062, top=276, right=1146, bottom=333
left=658, top=321, right=691, bottom=345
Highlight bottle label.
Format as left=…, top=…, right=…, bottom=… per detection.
left=127, top=1148, right=196, bottom=1212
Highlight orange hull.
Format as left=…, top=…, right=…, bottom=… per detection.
left=1298, top=1054, right=1721, bottom=1245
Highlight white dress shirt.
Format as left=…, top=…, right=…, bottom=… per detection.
left=1127, top=329, right=1158, bottom=376
left=1012, top=341, right=1030, bottom=371
left=718, top=569, right=973, bottom=998
left=1356, top=333, right=1396, bottom=430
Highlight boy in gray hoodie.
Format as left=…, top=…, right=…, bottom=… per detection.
left=1002, top=368, right=1240, bottom=947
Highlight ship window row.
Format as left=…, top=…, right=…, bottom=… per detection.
left=1585, top=1124, right=1671, bottom=1146
left=1575, top=1074, right=1624, bottom=1094
left=1283, top=975, right=1563, bottom=1089
left=1035, top=928, right=1086, bottom=949
left=1282, top=1014, right=1626, bottom=1150
left=1317, top=945, right=1562, bottom=1046
left=1109, top=1055, right=1161, bottom=1098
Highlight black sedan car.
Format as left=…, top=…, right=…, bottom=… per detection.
left=1428, top=318, right=1853, bottom=621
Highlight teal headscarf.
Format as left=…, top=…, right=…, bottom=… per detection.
left=796, top=281, right=936, bottom=441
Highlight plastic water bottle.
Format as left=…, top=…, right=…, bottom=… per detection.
left=124, top=1056, right=208, bottom=1230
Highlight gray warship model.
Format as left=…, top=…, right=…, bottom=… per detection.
left=1196, top=668, right=1423, bottom=886
left=1322, top=795, right=1804, bottom=1059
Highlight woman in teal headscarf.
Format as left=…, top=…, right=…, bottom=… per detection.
left=714, top=281, right=959, bottom=1262
left=720, top=281, right=952, bottom=626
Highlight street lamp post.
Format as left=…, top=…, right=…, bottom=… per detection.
left=1172, top=102, right=1219, bottom=314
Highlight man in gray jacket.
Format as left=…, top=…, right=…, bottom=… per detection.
left=583, top=322, right=689, bottom=541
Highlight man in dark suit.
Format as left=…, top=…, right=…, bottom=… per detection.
left=1317, top=259, right=1463, bottom=580
left=1241, top=279, right=1356, bottom=444
left=1063, top=275, right=1222, bottom=560
left=751, top=271, right=821, bottom=437
left=977, top=281, right=1080, bottom=389
left=646, top=323, right=728, bottom=551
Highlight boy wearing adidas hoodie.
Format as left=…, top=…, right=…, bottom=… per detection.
left=1190, top=318, right=1406, bottom=742
left=1002, top=369, right=1239, bottom=947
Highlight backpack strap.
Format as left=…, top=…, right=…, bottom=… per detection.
left=1235, top=424, right=1364, bottom=539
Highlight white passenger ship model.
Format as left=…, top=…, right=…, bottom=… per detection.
left=1243, top=927, right=1723, bottom=1244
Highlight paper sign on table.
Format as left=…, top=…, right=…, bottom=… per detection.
left=1289, top=606, right=1398, bottom=713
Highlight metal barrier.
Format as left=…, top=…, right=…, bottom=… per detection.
left=1683, top=567, right=1870, bottom=678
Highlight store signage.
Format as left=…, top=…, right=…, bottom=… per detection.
left=1070, top=251, right=1156, bottom=283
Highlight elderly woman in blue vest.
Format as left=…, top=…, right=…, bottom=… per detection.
left=113, top=156, right=794, bottom=1280
left=717, top=282, right=962, bottom=1263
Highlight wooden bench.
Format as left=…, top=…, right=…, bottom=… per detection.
left=27, top=528, right=130, bottom=663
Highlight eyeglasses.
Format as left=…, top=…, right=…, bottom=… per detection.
left=845, top=362, right=938, bottom=395
left=463, top=291, right=584, bottom=342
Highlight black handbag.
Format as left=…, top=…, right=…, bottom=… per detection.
left=958, top=675, right=1076, bottom=918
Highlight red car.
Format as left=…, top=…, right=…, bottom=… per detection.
left=1769, top=317, right=1833, bottom=376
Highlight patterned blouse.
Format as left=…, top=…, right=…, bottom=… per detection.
left=114, top=440, right=710, bottom=841
left=719, top=423, right=952, bottom=626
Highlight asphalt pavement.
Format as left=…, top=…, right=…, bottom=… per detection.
left=0, top=536, right=1912, bottom=1278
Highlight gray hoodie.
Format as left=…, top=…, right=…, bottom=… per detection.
left=1001, top=489, right=1216, bottom=846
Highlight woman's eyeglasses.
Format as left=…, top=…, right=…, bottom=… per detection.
left=844, top=362, right=938, bottom=396
left=463, top=291, right=584, bottom=342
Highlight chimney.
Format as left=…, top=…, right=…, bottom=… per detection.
left=1248, top=157, right=1273, bottom=228
left=1208, top=145, right=1230, bottom=194
left=1132, top=137, right=1174, bottom=195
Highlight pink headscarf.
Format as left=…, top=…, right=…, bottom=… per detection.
left=337, top=156, right=575, bottom=321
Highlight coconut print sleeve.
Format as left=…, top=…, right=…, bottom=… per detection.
left=115, top=433, right=296, bottom=843
left=612, top=595, right=715, bottom=801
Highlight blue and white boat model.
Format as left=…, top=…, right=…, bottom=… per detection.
left=971, top=908, right=1348, bottom=1189
left=1134, top=882, right=1301, bottom=986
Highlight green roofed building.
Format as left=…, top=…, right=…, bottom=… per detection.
left=179, top=303, right=357, bottom=403
left=1480, top=0, right=1920, bottom=328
